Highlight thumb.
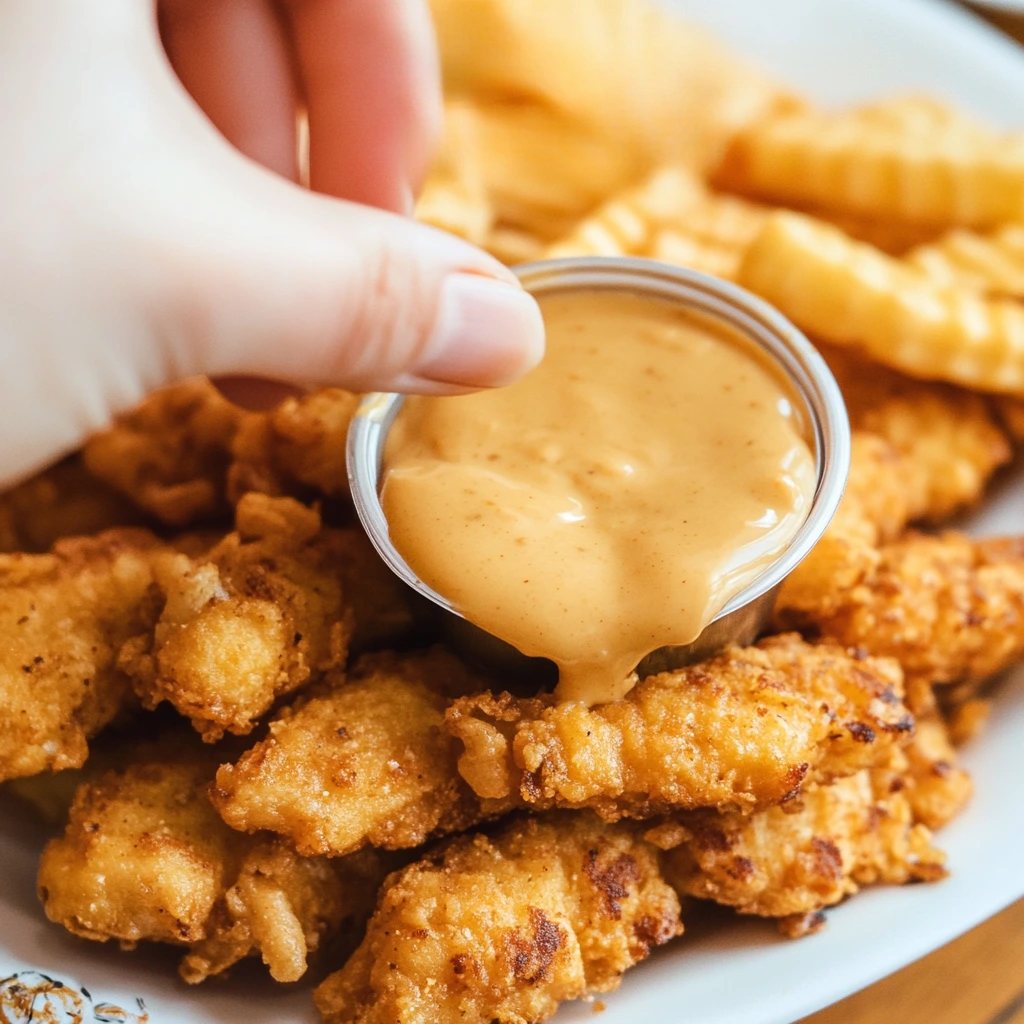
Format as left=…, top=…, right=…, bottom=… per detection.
left=161, top=166, right=546, bottom=396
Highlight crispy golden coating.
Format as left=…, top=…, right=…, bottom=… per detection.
left=445, top=635, right=913, bottom=820
left=314, top=813, right=682, bottom=1024
left=738, top=211, right=1024, bottom=394
left=779, top=533, right=1024, bottom=693
left=212, top=649, right=488, bottom=858
left=995, top=395, right=1024, bottom=443
left=717, top=95, right=1024, bottom=228
left=900, top=715, right=973, bottom=831
left=83, top=380, right=242, bottom=527
left=120, top=495, right=352, bottom=740
left=823, top=345, right=1012, bottom=521
left=0, top=530, right=162, bottom=782
left=0, top=458, right=145, bottom=554
left=659, top=768, right=946, bottom=927
left=226, top=389, right=360, bottom=504
left=37, top=754, right=384, bottom=984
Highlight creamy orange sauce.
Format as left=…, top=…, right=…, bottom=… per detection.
left=382, top=289, right=816, bottom=704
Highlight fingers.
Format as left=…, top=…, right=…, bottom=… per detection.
left=159, top=167, right=544, bottom=395
left=159, top=0, right=300, bottom=180
left=278, top=0, right=443, bottom=211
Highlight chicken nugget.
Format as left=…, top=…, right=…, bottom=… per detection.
left=83, top=380, right=242, bottom=527
left=226, top=389, right=360, bottom=505
left=314, top=812, right=681, bottom=1024
left=659, top=767, right=946, bottom=930
left=779, top=532, right=1024, bottom=695
left=37, top=750, right=384, bottom=984
left=445, top=635, right=913, bottom=820
left=120, top=495, right=353, bottom=740
left=212, top=649, right=489, bottom=858
left=0, top=457, right=145, bottom=554
left=0, top=530, right=162, bottom=782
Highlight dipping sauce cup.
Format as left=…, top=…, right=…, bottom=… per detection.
left=348, top=258, right=850, bottom=686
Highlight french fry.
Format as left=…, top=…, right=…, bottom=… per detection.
left=738, top=211, right=1024, bottom=394
left=907, top=224, right=1024, bottom=298
left=718, top=96, right=1024, bottom=229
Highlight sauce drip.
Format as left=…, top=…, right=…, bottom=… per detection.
left=382, top=289, right=816, bottom=704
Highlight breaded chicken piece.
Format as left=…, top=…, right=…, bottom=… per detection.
left=777, top=433, right=908, bottom=619
left=119, top=495, right=352, bottom=740
left=37, top=752, right=385, bottom=984
left=0, top=457, right=145, bottom=554
left=898, top=714, right=973, bottom=831
left=314, top=813, right=682, bottom=1024
left=0, top=530, right=162, bottom=782
left=822, top=345, right=1011, bottom=521
left=445, top=635, right=914, bottom=820
left=779, top=533, right=1024, bottom=695
left=212, top=649, right=488, bottom=857
left=995, top=395, right=1024, bottom=442
left=658, top=767, right=946, bottom=930
left=83, top=380, right=242, bottom=527
left=226, top=389, right=360, bottom=504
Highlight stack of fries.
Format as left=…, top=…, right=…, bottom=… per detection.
left=2, top=2, right=1024, bottom=1023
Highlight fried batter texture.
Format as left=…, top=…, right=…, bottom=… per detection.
left=212, top=649, right=489, bottom=858
left=120, top=495, right=353, bottom=740
left=37, top=752, right=384, bottom=983
left=0, top=530, right=162, bottom=782
left=658, top=767, right=946, bottom=930
left=83, top=380, right=242, bottom=527
left=779, top=533, right=1024, bottom=696
left=314, top=812, right=682, bottom=1024
left=445, top=635, right=913, bottom=820
left=0, top=458, right=145, bottom=554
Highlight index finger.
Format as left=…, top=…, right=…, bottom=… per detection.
left=280, top=0, right=443, bottom=213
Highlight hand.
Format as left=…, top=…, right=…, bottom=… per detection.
left=0, top=0, right=544, bottom=486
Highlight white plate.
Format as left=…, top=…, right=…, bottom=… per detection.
left=3, top=2, right=1024, bottom=1022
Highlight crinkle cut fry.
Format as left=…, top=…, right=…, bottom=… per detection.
left=0, top=529, right=163, bottom=782
left=211, top=648, right=491, bottom=858
left=908, top=223, right=1024, bottom=298
left=119, top=494, right=353, bottom=741
left=445, top=635, right=914, bottom=820
left=656, top=766, right=947, bottom=931
left=778, top=532, right=1024, bottom=696
left=37, top=750, right=385, bottom=984
left=737, top=211, right=1024, bottom=395
left=313, top=812, right=682, bottom=1024
left=716, top=95, right=1024, bottom=228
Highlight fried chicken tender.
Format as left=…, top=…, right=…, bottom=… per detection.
left=314, top=813, right=682, bottom=1024
left=779, top=533, right=1024, bottom=695
left=226, top=389, right=360, bottom=504
left=37, top=753, right=384, bottom=984
left=0, top=457, right=145, bottom=553
left=0, top=530, right=162, bottom=782
left=901, top=714, right=973, bottom=831
left=212, top=649, right=488, bottom=858
left=445, top=635, right=914, bottom=821
left=120, top=495, right=352, bottom=740
left=658, top=768, right=946, bottom=929
left=823, top=345, right=1012, bottom=522
left=83, top=380, right=242, bottom=527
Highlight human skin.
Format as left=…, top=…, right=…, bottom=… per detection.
left=0, top=0, right=544, bottom=487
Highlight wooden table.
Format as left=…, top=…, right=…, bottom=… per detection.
left=802, top=8, right=1024, bottom=1022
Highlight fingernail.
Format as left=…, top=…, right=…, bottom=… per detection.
left=414, top=273, right=546, bottom=388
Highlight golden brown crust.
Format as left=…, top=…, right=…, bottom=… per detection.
left=313, top=813, right=682, bottom=1024
left=212, top=649, right=490, bottom=857
left=119, top=495, right=354, bottom=740
left=0, top=530, right=163, bottom=781
left=83, top=380, right=242, bottom=527
left=37, top=752, right=384, bottom=984
left=659, top=767, right=947, bottom=924
left=445, top=635, right=914, bottom=820
left=779, top=532, right=1024, bottom=693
